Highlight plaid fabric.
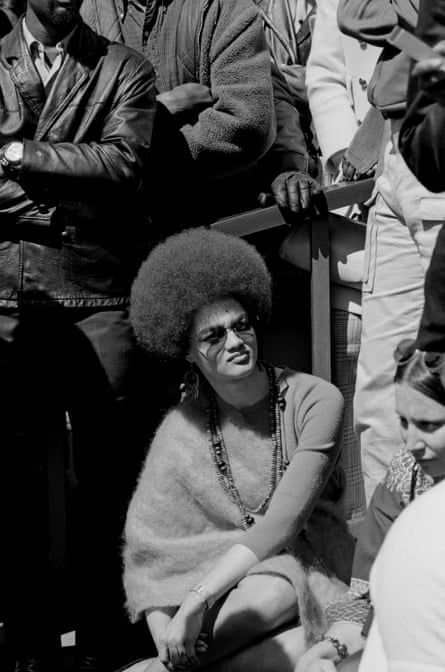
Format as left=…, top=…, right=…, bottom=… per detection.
left=90, top=0, right=125, bottom=41
left=120, top=0, right=146, bottom=51
left=81, top=1, right=145, bottom=50
left=142, top=0, right=184, bottom=91
left=331, top=308, right=366, bottom=527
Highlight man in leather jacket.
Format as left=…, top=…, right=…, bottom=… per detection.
left=0, top=1, right=157, bottom=671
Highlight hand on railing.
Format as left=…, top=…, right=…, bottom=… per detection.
left=214, top=178, right=375, bottom=237
left=270, top=170, right=322, bottom=218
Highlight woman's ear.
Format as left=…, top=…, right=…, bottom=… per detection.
left=185, top=352, right=194, bottom=364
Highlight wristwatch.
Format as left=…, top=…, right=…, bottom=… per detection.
left=0, top=141, right=23, bottom=179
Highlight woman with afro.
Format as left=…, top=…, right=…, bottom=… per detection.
left=122, top=228, right=354, bottom=672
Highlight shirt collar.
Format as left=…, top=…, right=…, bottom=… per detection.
left=22, top=17, right=77, bottom=55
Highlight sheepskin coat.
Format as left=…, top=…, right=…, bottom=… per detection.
left=81, top=0, right=275, bottom=180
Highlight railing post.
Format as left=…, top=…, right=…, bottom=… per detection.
left=310, top=198, right=331, bottom=381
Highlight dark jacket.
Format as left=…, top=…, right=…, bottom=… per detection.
left=399, top=0, right=445, bottom=351
left=0, top=19, right=156, bottom=308
left=400, top=0, right=445, bottom=193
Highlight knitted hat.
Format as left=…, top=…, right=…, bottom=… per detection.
left=130, top=228, right=272, bottom=359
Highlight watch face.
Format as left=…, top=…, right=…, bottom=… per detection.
left=5, top=142, right=23, bottom=164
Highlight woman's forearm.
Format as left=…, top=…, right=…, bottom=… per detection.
left=187, top=543, right=259, bottom=609
left=145, top=609, right=173, bottom=649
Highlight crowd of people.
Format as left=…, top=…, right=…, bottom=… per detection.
left=0, top=0, right=445, bottom=671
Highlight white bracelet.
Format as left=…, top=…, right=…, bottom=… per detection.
left=189, top=585, right=214, bottom=610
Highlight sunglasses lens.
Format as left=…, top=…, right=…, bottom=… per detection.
left=233, top=318, right=253, bottom=334
left=394, top=339, right=417, bottom=365
left=424, top=352, right=443, bottom=370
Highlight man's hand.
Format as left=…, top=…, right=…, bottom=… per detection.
left=157, top=84, right=216, bottom=117
left=412, top=40, right=445, bottom=105
left=271, top=170, right=321, bottom=218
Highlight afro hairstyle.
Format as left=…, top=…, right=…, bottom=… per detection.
left=130, top=228, right=273, bottom=360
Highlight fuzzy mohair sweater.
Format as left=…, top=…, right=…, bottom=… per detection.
left=123, top=368, right=354, bottom=642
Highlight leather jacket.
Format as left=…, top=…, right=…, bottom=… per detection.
left=0, top=19, right=156, bottom=309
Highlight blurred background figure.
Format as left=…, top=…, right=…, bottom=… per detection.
left=360, top=479, right=445, bottom=671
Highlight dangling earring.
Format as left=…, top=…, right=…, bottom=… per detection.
left=182, top=363, right=200, bottom=401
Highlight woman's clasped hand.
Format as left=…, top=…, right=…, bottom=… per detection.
left=157, top=595, right=208, bottom=670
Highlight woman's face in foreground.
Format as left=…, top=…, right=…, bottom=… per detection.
left=187, top=297, right=258, bottom=386
left=396, top=382, right=445, bottom=476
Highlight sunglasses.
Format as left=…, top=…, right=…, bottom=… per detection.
left=192, top=317, right=256, bottom=349
left=394, top=339, right=444, bottom=371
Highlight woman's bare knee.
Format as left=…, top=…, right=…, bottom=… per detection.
left=213, top=574, right=298, bottom=649
left=201, top=625, right=306, bottom=672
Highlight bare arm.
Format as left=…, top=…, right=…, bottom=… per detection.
left=156, top=544, right=259, bottom=668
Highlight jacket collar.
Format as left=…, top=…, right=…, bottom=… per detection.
left=2, top=17, right=99, bottom=64
left=2, top=19, right=104, bottom=137
left=3, top=19, right=46, bottom=118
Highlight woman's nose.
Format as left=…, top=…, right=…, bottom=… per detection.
left=225, top=328, right=244, bottom=348
left=406, top=429, right=427, bottom=459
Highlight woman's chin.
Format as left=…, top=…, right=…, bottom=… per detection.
left=223, top=359, right=256, bottom=378
left=418, top=456, right=445, bottom=480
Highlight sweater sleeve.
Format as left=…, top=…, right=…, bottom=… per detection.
left=181, top=0, right=275, bottom=178
left=239, top=375, right=344, bottom=560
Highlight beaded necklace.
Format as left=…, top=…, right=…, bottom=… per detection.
left=206, top=362, right=288, bottom=530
